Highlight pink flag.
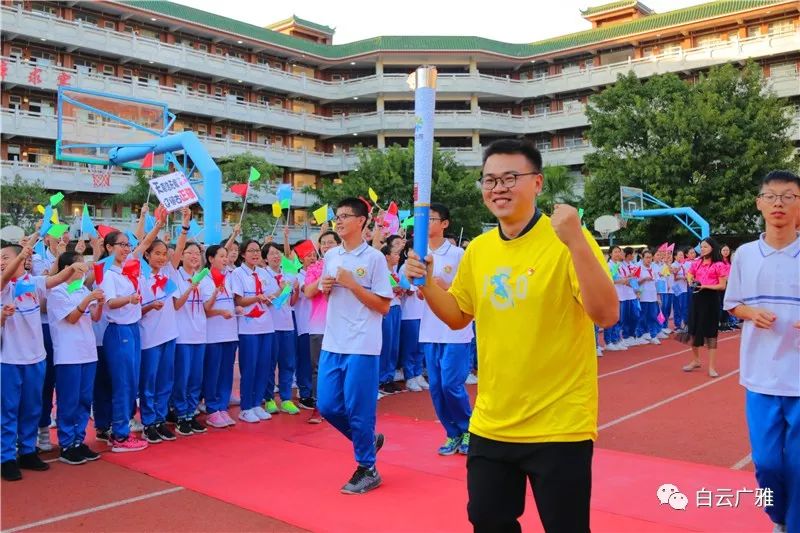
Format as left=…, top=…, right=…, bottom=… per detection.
left=667, top=243, right=675, bottom=253
left=657, top=311, right=666, bottom=325
left=658, top=242, right=669, bottom=252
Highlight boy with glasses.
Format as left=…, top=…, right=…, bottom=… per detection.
left=317, top=198, right=393, bottom=494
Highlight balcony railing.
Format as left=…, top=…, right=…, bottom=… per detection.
left=2, top=4, right=798, bottom=101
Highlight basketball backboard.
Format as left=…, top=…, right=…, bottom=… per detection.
left=594, top=214, right=621, bottom=238
left=57, top=87, right=172, bottom=171
left=620, top=186, right=644, bottom=219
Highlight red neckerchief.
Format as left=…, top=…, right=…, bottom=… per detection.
left=252, top=271, right=263, bottom=295
left=184, top=271, right=201, bottom=314
left=121, top=259, right=141, bottom=293
left=151, top=273, right=167, bottom=295
left=211, top=267, right=227, bottom=295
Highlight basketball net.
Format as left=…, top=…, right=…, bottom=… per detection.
left=89, top=164, right=111, bottom=189
left=614, top=213, right=628, bottom=229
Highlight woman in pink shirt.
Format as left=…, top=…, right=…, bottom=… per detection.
left=680, top=238, right=728, bottom=377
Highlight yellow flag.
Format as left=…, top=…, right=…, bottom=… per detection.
left=36, top=204, right=45, bottom=215
left=368, top=187, right=379, bottom=204
left=272, top=201, right=282, bottom=218
left=312, top=204, right=329, bottom=225
left=331, top=221, right=336, bottom=231
left=51, top=208, right=59, bottom=224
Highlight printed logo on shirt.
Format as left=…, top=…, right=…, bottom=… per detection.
left=443, top=265, right=453, bottom=275
left=482, top=267, right=528, bottom=310
left=355, top=267, right=367, bottom=278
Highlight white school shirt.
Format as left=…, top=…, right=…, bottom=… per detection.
left=100, top=264, right=142, bottom=325
left=610, top=260, right=629, bottom=301
left=139, top=264, right=179, bottom=350
left=419, top=241, right=474, bottom=344
left=46, top=283, right=98, bottom=365
left=294, top=271, right=313, bottom=335
left=0, top=275, right=47, bottom=364
left=321, top=241, right=393, bottom=356
left=265, top=266, right=296, bottom=332
left=671, top=261, right=688, bottom=294
left=31, top=249, right=55, bottom=276
left=637, top=264, right=658, bottom=303
left=723, top=234, right=800, bottom=397
left=617, top=262, right=637, bottom=301
left=231, top=264, right=277, bottom=335
left=399, top=264, right=424, bottom=321
left=654, top=261, right=672, bottom=294
left=174, top=267, right=214, bottom=345
left=389, top=265, right=402, bottom=308
left=206, top=274, right=238, bottom=343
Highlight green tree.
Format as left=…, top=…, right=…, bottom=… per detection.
left=216, top=152, right=282, bottom=192
left=583, top=62, right=797, bottom=244
left=538, top=165, right=579, bottom=214
left=107, top=169, right=150, bottom=207
left=0, top=175, right=49, bottom=232
left=313, top=142, right=488, bottom=238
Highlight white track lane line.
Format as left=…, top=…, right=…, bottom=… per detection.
left=2, top=487, right=184, bottom=533
left=731, top=453, right=753, bottom=470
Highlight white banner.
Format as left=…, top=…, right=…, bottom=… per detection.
left=149, top=171, right=199, bottom=212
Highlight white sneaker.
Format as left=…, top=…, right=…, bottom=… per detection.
left=621, top=338, right=633, bottom=347
left=238, top=408, right=260, bottom=423
left=37, top=427, right=53, bottom=451
left=228, top=396, right=240, bottom=407
left=635, top=337, right=650, bottom=346
left=198, top=402, right=207, bottom=414
left=662, top=328, right=672, bottom=334
left=642, top=333, right=652, bottom=340
left=657, top=332, right=669, bottom=339
left=649, top=337, right=662, bottom=345
left=417, top=375, right=430, bottom=389
left=253, top=406, right=272, bottom=421
left=596, top=347, right=604, bottom=357
left=129, top=418, right=144, bottom=432
left=604, top=343, right=621, bottom=352
left=394, top=369, right=404, bottom=382
left=406, top=376, right=423, bottom=392
left=377, top=391, right=383, bottom=401
left=465, top=373, right=478, bottom=385
left=616, top=342, right=629, bottom=351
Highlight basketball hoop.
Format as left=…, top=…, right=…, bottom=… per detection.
left=614, top=213, right=628, bottom=229
left=89, top=165, right=111, bottom=188
left=594, top=214, right=622, bottom=239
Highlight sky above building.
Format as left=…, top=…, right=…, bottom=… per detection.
left=173, top=0, right=707, bottom=45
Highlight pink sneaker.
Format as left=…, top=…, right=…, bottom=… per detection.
left=111, top=436, right=148, bottom=453
left=221, top=411, right=236, bottom=426
left=206, top=411, right=228, bottom=428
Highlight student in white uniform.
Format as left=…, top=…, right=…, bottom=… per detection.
left=398, top=241, right=427, bottom=392
left=378, top=244, right=403, bottom=395
left=1, top=242, right=82, bottom=481
left=231, top=240, right=278, bottom=423
left=604, top=246, right=628, bottom=351
left=293, top=243, right=317, bottom=411
left=262, top=243, right=300, bottom=415
left=47, top=251, right=105, bottom=465
left=318, top=198, right=393, bottom=494
left=418, top=203, right=474, bottom=456
left=671, top=250, right=689, bottom=332
left=724, top=170, right=800, bottom=533
left=635, top=250, right=662, bottom=345
left=32, top=234, right=57, bottom=453
left=202, top=245, right=240, bottom=428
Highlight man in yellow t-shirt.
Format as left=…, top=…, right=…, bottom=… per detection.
left=405, top=139, right=618, bottom=533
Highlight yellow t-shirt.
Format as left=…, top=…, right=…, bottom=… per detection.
left=449, top=214, right=607, bottom=443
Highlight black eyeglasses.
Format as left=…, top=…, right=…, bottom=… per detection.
left=245, top=248, right=261, bottom=253
left=334, top=213, right=359, bottom=222
left=479, top=172, right=540, bottom=191
left=113, top=242, right=131, bottom=248
left=758, top=192, right=799, bottom=204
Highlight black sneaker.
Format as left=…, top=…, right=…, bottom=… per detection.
left=175, top=419, right=193, bottom=436
left=389, top=382, right=405, bottom=393
left=143, top=425, right=163, bottom=444
left=298, top=397, right=316, bottom=410
left=59, top=446, right=87, bottom=465
left=77, top=444, right=100, bottom=461
left=1, top=460, right=22, bottom=481
left=379, top=383, right=395, bottom=396
left=18, top=452, right=49, bottom=471
left=156, top=423, right=176, bottom=441
left=95, top=428, right=112, bottom=443
left=340, top=465, right=382, bottom=495
left=375, top=433, right=385, bottom=454
left=189, top=417, right=207, bottom=434
left=166, top=409, right=179, bottom=425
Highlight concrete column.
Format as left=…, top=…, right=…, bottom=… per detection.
left=469, top=58, right=478, bottom=75
left=471, top=131, right=480, bottom=150
left=377, top=133, right=386, bottom=149
left=375, top=58, right=383, bottom=76
left=376, top=95, right=385, bottom=112
left=470, top=95, right=479, bottom=112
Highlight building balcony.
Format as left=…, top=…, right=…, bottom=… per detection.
left=3, top=4, right=798, bottom=101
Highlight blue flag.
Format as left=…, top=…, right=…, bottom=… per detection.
left=163, top=278, right=178, bottom=296
left=33, top=240, right=46, bottom=257
left=276, top=184, right=293, bottom=208
left=188, top=219, right=203, bottom=238
left=124, top=231, right=139, bottom=248
left=399, top=274, right=411, bottom=290
left=398, top=209, right=411, bottom=221
left=138, top=255, right=152, bottom=279
left=14, top=279, right=36, bottom=298
left=144, top=214, right=156, bottom=233
left=80, top=204, right=97, bottom=238
left=96, top=255, right=114, bottom=272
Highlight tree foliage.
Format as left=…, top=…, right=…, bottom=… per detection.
left=313, top=142, right=488, bottom=238
left=538, top=165, right=580, bottom=214
left=0, top=174, right=49, bottom=232
left=583, top=62, right=797, bottom=244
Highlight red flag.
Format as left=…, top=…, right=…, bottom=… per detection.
left=358, top=196, right=372, bottom=213
left=230, top=183, right=249, bottom=198
left=93, top=262, right=104, bottom=286
left=97, top=225, right=118, bottom=239
left=387, top=201, right=398, bottom=215
left=294, top=240, right=316, bottom=260
left=245, top=305, right=265, bottom=318
left=141, top=152, right=155, bottom=169
left=210, top=267, right=226, bottom=288
left=153, top=204, right=168, bottom=223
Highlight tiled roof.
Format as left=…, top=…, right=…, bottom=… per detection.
left=266, top=15, right=334, bottom=35
left=581, top=1, right=639, bottom=17
left=115, top=0, right=786, bottom=60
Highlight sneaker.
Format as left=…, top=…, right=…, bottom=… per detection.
left=166, top=409, right=179, bottom=425
left=438, top=437, right=461, bottom=456
left=394, top=369, right=404, bottom=382
left=110, top=436, right=148, bottom=453
left=635, top=337, right=650, bottom=346
left=1, top=460, right=21, bottom=481
left=95, top=428, right=112, bottom=443
left=228, top=396, right=240, bottom=407
left=773, top=523, right=787, bottom=533
left=18, top=452, right=49, bottom=471
left=340, top=465, right=382, bottom=495
left=197, top=402, right=207, bottom=414
left=377, top=391, right=384, bottom=400
left=264, top=399, right=279, bottom=414
left=596, top=347, right=604, bottom=357
left=280, top=400, right=300, bottom=415
left=375, top=433, right=385, bottom=454
left=175, top=419, right=193, bottom=436
left=406, top=377, right=423, bottom=392
left=77, top=443, right=100, bottom=461
left=708, top=369, right=720, bottom=378
left=155, top=423, right=176, bottom=441
left=221, top=411, right=236, bottom=426
left=379, top=383, right=395, bottom=396
left=417, top=375, right=430, bottom=390
left=657, top=332, right=669, bottom=339
left=458, top=433, right=470, bottom=455
left=253, top=406, right=272, bottom=420
left=206, top=411, right=228, bottom=428
left=389, top=381, right=406, bottom=393
left=129, top=418, right=144, bottom=432
left=143, top=426, right=162, bottom=444
left=649, top=337, right=662, bottom=345
left=59, top=446, right=87, bottom=465
left=189, top=417, right=207, bottom=433
left=37, top=427, right=53, bottom=452
left=238, top=408, right=260, bottom=423
left=308, top=408, right=323, bottom=424
left=298, top=397, right=316, bottom=410
left=662, top=328, right=673, bottom=334
left=465, top=373, right=478, bottom=385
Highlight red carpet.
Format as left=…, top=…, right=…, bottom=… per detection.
left=103, top=414, right=770, bottom=532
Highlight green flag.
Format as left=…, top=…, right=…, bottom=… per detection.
left=192, top=267, right=210, bottom=284
left=401, top=217, right=414, bottom=229
left=281, top=255, right=300, bottom=275
left=389, top=275, right=398, bottom=287
left=66, top=278, right=84, bottom=294
left=50, top=192, right=65, bottom=206
left=249, top=167, right=261, bottom=182
left=279, top=284, right=292, bottom=297
left=47, top=223, right=70, bottom=238
left=578, top=207, right=584, bottom=220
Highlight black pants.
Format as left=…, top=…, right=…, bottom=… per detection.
left=467, top=434, right=593, bottom=533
